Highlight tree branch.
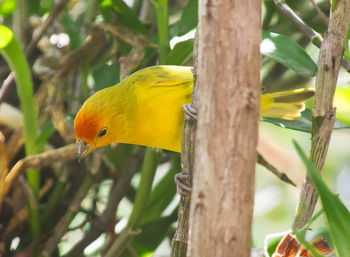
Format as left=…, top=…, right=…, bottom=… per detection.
left=62, top=153, right=142, bottom=257
left=292, top=0, right=350, bottom=230
left=40, top=152, right=103, bottom=257
left=4, top=143, right=77, bottom=197
left=171, top=32, right=199, bottom=257
left=187, top=0, right=261, bottom=256
left=0, top=0, right=70, bottom=103
left=274, top=0, right=350, bottom=73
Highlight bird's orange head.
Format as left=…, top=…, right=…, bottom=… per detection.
left=74, top=103, right=111, bottom=161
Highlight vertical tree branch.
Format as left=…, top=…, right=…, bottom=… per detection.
left=187, top=0, right=261, bottom=256
left=292, top=0, right=350, bottom=230
left=171, top=32, right=199, bottom=257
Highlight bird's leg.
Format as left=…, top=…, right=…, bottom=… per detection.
left=175, top=172, right=192, bottom=195
left=182, top=104, right=197, bottom=120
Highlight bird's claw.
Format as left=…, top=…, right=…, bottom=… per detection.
left=175, top=172, right=192, bottom=196
left=182, top=104, right=197, bottom=121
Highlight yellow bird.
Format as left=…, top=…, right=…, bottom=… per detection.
left=74, top=65, right=314, bottom=159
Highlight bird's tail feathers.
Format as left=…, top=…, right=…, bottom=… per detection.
left=261, top=88, right=315, bottom=120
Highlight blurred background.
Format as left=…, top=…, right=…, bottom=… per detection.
left=0, top=0, right=350, bottom=256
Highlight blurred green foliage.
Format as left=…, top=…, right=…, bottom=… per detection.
left=294, top=141, right=350, bottom=257
left=0, top=0, right=16, bottom=17
left=1, top=0, right=350, bottom=256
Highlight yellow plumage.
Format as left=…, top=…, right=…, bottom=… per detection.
left=74, top=65, right=314, bottom=158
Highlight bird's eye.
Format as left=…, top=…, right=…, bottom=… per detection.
left=98, top=127, right=107, bottom=138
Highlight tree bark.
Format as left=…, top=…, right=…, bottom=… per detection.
left=292, top=0, right=350, bottom=230
left=187, top=1, right=261, bottom=256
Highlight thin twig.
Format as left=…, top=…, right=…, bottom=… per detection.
left=4, top=179, right=53, bottom=238
left=0, top=132, right=8, bottom=211
left=26, top=0, right=70, bottom=58
left=96, top=22, right=157, bottom=80
left=274, top=0, right=323, bottom=47
left=6, top=127, right=24, bottom=163
left=97, top=23, right=157, bottom=49
left=18, top=176, right=38, bottom=209
left=274, top=0, right=350, bottom=73
left=46, top=75, right=76, bottom=144
left=4, top=143, right=78, bottom=197
left=62, top=152, right=143, bottom=257
left=257, top=153, right=296, bottom=186
left=292, top=0, right=350, bottom=230
left=41, top=152, right=102, bottom=257
left=308, top=0, right=329, bottom=25
left=53, top=25, right=107, bottom=72
left=0, top=0, right=70, bottom=103
left=0, top=72, right=15, bottom=103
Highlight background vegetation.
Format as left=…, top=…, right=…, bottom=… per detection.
left=0, top=0, right=350, bottom=256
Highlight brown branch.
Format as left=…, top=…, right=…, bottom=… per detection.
left=4, top=179, right=53, bottom=238
left=171, top=118, right=196, bottom=256
left=187, top=0, right=261, bottom=255
left=292, top=0, right=350, bottom=230
left=6, top=127, right=24, bottom=163
left=257, top=153, right=296, bottom=187
left=25, top=0, right=70, bottom=58
left=96, top=23, right=157, bottom=49
left=96, top=23, right=157, bottom=80
left=119, top=45, right=144, bottom=80
left=41, top=152, right=102, bottom=257
left=171, top=32, right=199, bottom=257
left=274, top=0, right=323, bottom=47
left=0, top=132, right=8, bottom=211
left=54, top=25, right=107, bottom=72
left=48, top=105, right=75, bottom=143
left=0, top=72, right=15, bottom=103
left=62, top=153, right=143, bottom=257
left=308, top=0, right=329, bottom=24
left=4, top=143, right=78, bottom=197
left=0, top=0, right=70, bottom=103
left=18, top=176, right=38, bottom=208
left=274, top=0, right=350, bottom=73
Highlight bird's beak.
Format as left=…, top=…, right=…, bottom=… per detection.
left=77, top=139, right=94, bottom=162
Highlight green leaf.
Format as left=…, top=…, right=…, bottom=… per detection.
left=61, top=13, right=84, bottom=49
left=0, top=0, right=16, bottom=17
left=141, top=154, right=180, bottom=225
left=0, top=24, right=39, bottom=158
left=113, top=0, right=147, bottom=35
left=132, top=215, right=176, bottom=256
left=0, top=25, right=13, bottom=49
left=176, top=0, right=198, bottom=36
left=331, top=0, right=338, bottom=11
left=293, top=141, right=350, bottom=257
left=127, top=148, right=163, bottom=229
left=294, top=231, right=326, bottom=257
left=100, top=0, right=147, bottom=35
left=92, top=64, right=120, bottom=91
left=28, top=0, right=41, bottom=14
left=262, top=108, right=349, bottom=132
left=35, top=122, right=56, bottom=152
left=266, top=235, right=283, bottom=256
left=105, top=143, right=136, bottom=172
left=0, top=25, right=40, bottom=241
left=165, top=39, right=193, bottom=65
left=261, top=31, right=318, bottom=77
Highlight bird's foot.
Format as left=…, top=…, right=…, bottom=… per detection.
left=175, top=172, right=192, bottom=196
left=182, top=104, right=197, bottom=120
